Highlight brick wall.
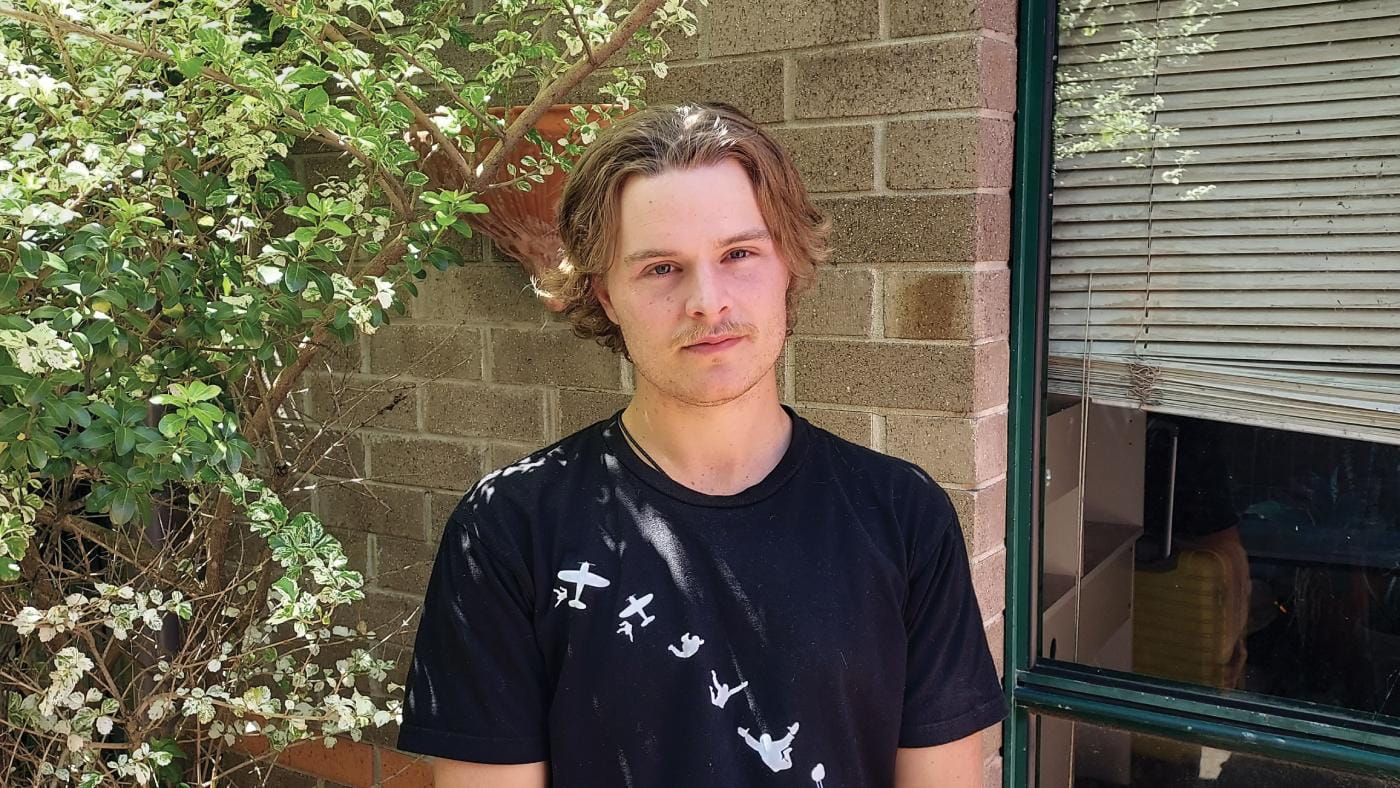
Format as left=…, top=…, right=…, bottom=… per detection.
left=284, top=0, right=1015, bottom=784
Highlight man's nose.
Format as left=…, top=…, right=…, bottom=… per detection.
left=684, top=262, right=730, bottom=318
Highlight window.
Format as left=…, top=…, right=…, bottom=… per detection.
left=1005, top=0, right=1400, bottom=784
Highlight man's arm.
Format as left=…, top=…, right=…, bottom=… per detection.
left=893, top=729, right=985, bottom=788
left=433, top=758, right=548, bottom=788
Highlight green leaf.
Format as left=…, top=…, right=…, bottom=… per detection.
left=76, top=425, right=113, bottom=449
left=114, top=424, right=136, bottom=455
left=176, top=57, right=205, bottom=79
left=184, top=381, right=221, bottom=402
left=303, top=86, right=329, bottom=112
left=287, top=65, right=331, bottom=84
left=109, top=489, right=137, bottom=526
left=17, top=242, right=43, bottom=275
left=157, top=412, right=186, bottom=438
left=426, top=246, right=463, bottom=271
left=0, top=367, right=28, bottom=386
left=284, top=260, right=309, bottom=294
left=0, top=408, right=30, bottom=440
left=306, top=268, right=334, bottom=303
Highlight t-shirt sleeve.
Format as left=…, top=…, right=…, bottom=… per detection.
left=898, top=479, right=1008, bottom=748
left=396, top=492, right=549, bottom=764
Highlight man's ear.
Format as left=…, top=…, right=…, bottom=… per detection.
left=592, top=272, right=620, bottom=325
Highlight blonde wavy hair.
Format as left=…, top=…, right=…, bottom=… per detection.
left=535, top=102, right=833, bottom=358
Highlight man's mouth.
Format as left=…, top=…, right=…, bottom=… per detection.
left=683, top=335, right=744, bottom=353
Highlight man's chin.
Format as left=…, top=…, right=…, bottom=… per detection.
left=656, top=372, right=770, bottom=409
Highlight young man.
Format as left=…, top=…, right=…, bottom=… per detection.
left=397, top=102, right=1007, bottom=787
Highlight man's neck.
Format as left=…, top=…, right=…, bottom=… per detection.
left=621, top=376, right=792, bottom=497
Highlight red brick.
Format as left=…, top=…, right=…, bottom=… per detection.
left=378, top=748, right=434, bottom=788
left=275, top=738, right=374, bottom=788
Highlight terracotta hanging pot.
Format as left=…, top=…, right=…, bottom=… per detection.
left=407, top=104, right=625, bottom=312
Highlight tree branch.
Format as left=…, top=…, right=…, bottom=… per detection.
left=473, top=0, right=666, bottom=187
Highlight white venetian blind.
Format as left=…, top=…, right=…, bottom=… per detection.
left=1048, top=0, right=1400, bottom=444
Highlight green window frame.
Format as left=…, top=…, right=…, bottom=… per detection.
left=1001, top=1, right=1400, bottom=784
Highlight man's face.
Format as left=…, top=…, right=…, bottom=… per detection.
left=595, top=159, right=790, bottom=408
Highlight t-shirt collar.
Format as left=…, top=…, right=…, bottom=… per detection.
left=602, top=403, right=811, bottom=508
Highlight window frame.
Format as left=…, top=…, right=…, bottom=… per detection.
left=1002, top=0, right=1400, bottom=784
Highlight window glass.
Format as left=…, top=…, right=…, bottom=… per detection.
left=1030, top=713, right=1393, bottom=788
left=1040, top=0, right=1400, bottom=718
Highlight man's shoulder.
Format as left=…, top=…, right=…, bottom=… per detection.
left=806, top=419, right=950, bottom=504
left=446, top=412, right=614, bottom=526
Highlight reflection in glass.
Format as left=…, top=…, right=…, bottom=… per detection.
left=1039, top=0, right=1400, bottom=720
left=1031, top=713, right=1393, bottom=788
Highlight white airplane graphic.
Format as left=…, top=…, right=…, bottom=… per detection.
left=555, top=561, right=610, bottom=609
left=617, top=593, right=655, bottom=627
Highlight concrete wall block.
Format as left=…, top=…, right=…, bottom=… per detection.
left=971, top=546, right=1006, bottom=623
left=795, top=267, right=874, bottom=336
left=642, top=59, right=787, bottom=123
left=793, top=38, right=980, bottom=119
left=429, top=491, right=464, bottom=540
left=318, top=336, right=364, bottom=375
left=366, top=434, right=487, bottom=492
left=822, top=194, right=977, bottom=263
left=883, top=268, right=1009, bottom=341
left=412, top=262, right=556, bottom=324
left=886, top=116, right=1014, bottom=190
left=795, top=407, right=875, bottom=447
left=350, top=590, right=423, bottom=650
left=975, top=192, right=1012, bottom=263
left=317, top=480, right=426, bottom=538
left=487, top=441, right=545, bottom=473
left=326, top=526, right=370, bottom=578
left=983, top=614, right=1005, bottom=681
left=886, top=410, right=1007, bottom=486
left=700, top=0, right=878, bottom=56
left=768, top=125, right=876, bottom=194
left=279, top=425, right=367, bottom=481
left=306, top=373, right=420, bottom=432
left=422, top=381, right=546, bottom=442
left=945, top=477, right=1009, bottom=558
left=889, top=0, right=1017, bottom=37
left=491, top=328, right=623, bottom=389
left=559, top=389, right=631, bottom=436
left=794, top=338, right=1004, bottom=412
left=567, top=59, right=786, bottom=123
left=371, top=533, right=436, bottom=595
left=979, top=37, right=1018, bottom=114
left=366, top=323, right=483, bottom=381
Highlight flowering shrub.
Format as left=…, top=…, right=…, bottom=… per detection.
left=0, top=0, right=701, bottom=782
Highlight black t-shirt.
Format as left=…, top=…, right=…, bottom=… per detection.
left=397, top=405, right=1006, bottom=786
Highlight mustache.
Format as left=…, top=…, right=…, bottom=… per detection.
left=673, top=319, right=757, bottom=349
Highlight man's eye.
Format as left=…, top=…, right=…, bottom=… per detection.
left=727, top=249, right=751, bottom=261
left=649, top=263, right=673, bottom=276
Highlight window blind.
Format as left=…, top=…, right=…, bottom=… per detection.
left=1048, top=0, right=1400, bottom=444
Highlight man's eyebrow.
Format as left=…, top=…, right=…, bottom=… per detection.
left=620, top=229, right=772, bottom=266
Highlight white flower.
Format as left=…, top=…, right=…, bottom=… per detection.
left=373, top=278, right=395, bottom=309
left=347, top=303, right=376, bottom=335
